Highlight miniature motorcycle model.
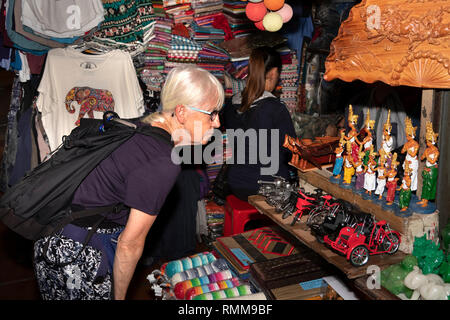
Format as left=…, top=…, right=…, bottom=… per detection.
left=323, top=215, right=401, bottom=267
left=307, top=196, right=363, bottom=244
left=284, top=190, right=318, bottom=226
left=257, top=176, right=296, bottom=208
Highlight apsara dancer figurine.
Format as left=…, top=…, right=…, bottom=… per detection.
left=417, top=121, right=439, bottom=208
left=342, top=142, right=355, bottom=185
left=380, top=110, right=394, bottom=168
left=354, top=150, right=365, bottom=191
left=374, top=149, right=388, bottom=200
left=401, top=117, right=419, bottom=192
left=345, top=105, right=360, bottom=164
left=385, top=153, right=400, bottom=205
left=363, top=146, right=377, bottom=195
left=332, top=129, right=346, bottom=178
left=358, top=109, right=375, bottom=166
left=398, top=160, right=412, bottom=211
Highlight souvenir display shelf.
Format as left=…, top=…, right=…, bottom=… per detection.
left=247, top=193, right=406, bottom=280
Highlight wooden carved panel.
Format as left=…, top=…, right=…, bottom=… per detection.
left=324, top=0, right=450, bottom=88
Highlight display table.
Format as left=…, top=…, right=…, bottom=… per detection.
left=248, top=195, right=406, bottom=280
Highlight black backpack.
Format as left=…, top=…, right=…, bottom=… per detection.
left=0, top=112, right=173, bottom=241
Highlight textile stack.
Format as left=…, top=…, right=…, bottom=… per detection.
left=197, top=42, right=229, bottom=85
left=163, top=0, right=194, bottom=25
left=192, top=0, right=224, bottom=27
left=163, top=33, right=200, bottom=74
left=190, top=21, right=225, bottom=43
left=219, top=36, right=251, bottom=97
left=152, top=0, right=166, bottom=17
left=279, top=48, right=299, bottom=114
left=138, top=17, right=173, bottom=92
left=222, top=0, right=255, bottom=38
left=204, top=200, right=227, bottom=240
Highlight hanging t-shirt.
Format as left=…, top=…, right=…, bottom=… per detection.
left=21, top=0, right=104, bottom=38
left=36, top=47, right=145, bottom=151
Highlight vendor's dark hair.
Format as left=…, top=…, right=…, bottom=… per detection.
left=239, top=46, right=282, bottom=113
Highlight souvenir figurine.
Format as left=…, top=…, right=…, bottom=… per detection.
left=342, top=142, right=355, bottom=185
left=385, top=153, right=400, bottom=205
left=345, top=105, right=360, bottom=163
left=398, top=161, right=412, bottom=212
left=357, top=109, right=375, bottom=166
left=401, top=117, right=419, bottom=192
left=417, top=122, right=439, bottom=208
left=283, top=135, right=301, bottom=169
left=380, top=110, right=393, bottom=168
left=363, top=146, right=377, bottom=195
left=332, top=129, right=345, bottom=178
left=374, top=149, right=387, bottom=200
left=354, top=150, right=365, bottom=191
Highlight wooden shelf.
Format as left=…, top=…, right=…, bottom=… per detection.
left=297, top=169, right=408, bottom=234
left=248, top=195, right=406, bottom=280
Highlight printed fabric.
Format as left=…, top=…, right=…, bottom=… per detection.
left=94, top=0, right=155, bottom=43
left=33, top=225, right=123, bottom=300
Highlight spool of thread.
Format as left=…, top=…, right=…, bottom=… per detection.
left=174, top=270, right=234, bottom=299
left=171, top=259, right=229, bottom=285
left=192, top=285, right=252, bottom=300
left=164, top=252, right=216, bottom=278
left=185, top=278, right=241, bottom=300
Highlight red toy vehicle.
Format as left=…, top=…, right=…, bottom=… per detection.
left=323, top=215, right=401, bottom=267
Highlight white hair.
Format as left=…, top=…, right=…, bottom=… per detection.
left=143, top=65, right=224, bottom=124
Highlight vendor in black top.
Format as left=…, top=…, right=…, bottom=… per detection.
left=223, top=46, right=297, bottom=201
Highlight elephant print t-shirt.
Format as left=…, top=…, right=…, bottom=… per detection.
left=36, top=47, right=144, bottom=151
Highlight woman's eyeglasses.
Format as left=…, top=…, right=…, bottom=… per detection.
left=187, top=106, right=219, bottom=121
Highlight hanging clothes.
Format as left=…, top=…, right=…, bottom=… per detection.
left=142, top=166, right=202, bottom=261
left=36, top=47, right=145, bottom=151
left=21, top=0, right=104, bottom=39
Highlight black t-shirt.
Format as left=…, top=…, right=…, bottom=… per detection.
left=72, top=131, right=181, bottom=226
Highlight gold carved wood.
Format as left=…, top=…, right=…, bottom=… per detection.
left=324, top=0, right=450, bottom=88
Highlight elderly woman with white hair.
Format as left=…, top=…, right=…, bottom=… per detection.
left=32, top=66, right=224, bottom=300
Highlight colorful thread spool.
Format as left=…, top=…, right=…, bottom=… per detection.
left=174, top=270, right=233, bottom=299
left=185, top=278, right=241, bottom=300
left=171, top=259, right=229, bottom=285
left=192, top=285, right=252, bottom=300
left=163, top=252, right=216, bottom=279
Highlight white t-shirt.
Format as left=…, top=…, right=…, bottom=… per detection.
left=36, top=47, right=144, bottom=151
left=22, top=0, right=104, bottom=38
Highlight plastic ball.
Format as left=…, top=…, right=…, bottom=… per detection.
left=262, top=12, right=283, bottom=32
left=263, top=0, right=285, bottom=11
left=245, top=2, right=267, bottom=22
left=275, top=3, right=293, bottom=23
left=254, top=20, right=265, bottom=30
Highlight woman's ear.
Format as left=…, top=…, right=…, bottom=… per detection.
left=174, top=104, right=186, bottom=124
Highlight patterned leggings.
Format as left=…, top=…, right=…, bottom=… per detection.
left=33, top=225, right=123, bottom=300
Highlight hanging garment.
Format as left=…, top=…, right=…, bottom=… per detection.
left=93, top=0, right=155, bottom=44
left=142, top=167, right=201, bottom=261
left=36, top=47, right=145, bottom=151
left=0, top=76, right=23, bottom=192
left=4, top=0, right=49, bottom=54
left=21, top=0, right=104, bottom=38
